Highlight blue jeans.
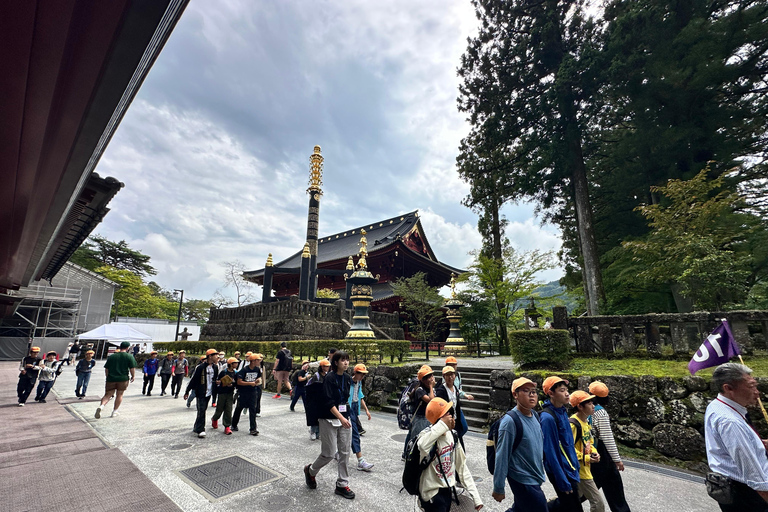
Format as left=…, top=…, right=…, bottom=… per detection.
left=289, top=385, right=306, bottom=410
left=507, top=478, right=548, bottom=512
left=36, top=380, right=54, bottom=400
left=350, top=401, right=362, bottom=453
left=76, top=372, right=91, bottom=396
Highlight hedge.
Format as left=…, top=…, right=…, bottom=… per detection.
left=151, top=339, right=411, bottom=364
left=509, top=329, right=572, bottom=369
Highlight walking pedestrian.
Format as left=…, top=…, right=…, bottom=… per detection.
left=416, top=397, right=483, bottom=511
left=158, top=351, right=174, bottom=396
left=17, top=346, right=43, bottom=406
left=183, top=349, right=220, bottom=438
left=232, top=353, right=263, bottom=435
left=570, top=390, right=604, bottom=512
left=34, top=352, right=59, bottom=402
left=75, top=350, right=96, bottom=398
left=303, top=350, right=355, bottom=500
left=272, top=341, right=293, bottom=399
left=171, top=351, right=188, bottom=398
left=402, top=365, right=435, bottom=460
left=65, top=342, right=76, bottom=365
left=95, top=341, right=137, bottom=419
left=211, top=357, right=238, bottom=435
left=254, top=353, right=264, bottom=417
left=305, top=359, right=330, bottom=440
left=444, top=356, right=474, bottom=440
left=492, top=377, right=548, bottom=511
left=435, top=365, right=467, bottom=449
left=705, top=362, right=768, bottom=511
left=290, top=360, right=310, bottom=412
left=541, top=375, right=582, bottom=512
left=349, top=363, right=374, bottom=472
left=588, top=381, right=631, bottom=512
left=142, top=351, right=159, bottom=396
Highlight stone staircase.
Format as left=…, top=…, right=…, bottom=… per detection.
left=379, top=366, right=494, bottom=431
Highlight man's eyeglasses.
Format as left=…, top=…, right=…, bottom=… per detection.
left=517, top=388, right=538, bottom=396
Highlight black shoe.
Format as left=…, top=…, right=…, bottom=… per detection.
left=34, top=397, right=40, bottom=401
left=335, top=485, right=355, bottom=499
left=147, top=393, right=151, bottom=397
left=250, top=430, right=259, bottom=436
left=304, top=465, right=317, bottom=489
left=78, top=396, right=83, bottom=400
left=40, top=399, right=46, bottom=403
left=231, top=426, right=238, bottom=431
left=142, top=391, right=145, bottom=395
left=359, top=429, right=366, bottom=436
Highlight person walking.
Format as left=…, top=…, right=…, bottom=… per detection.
left=211, top=357, right=238, bottom=435
left=75, top=349, right=96, bottom=398
left=305, top=359, right=330, bottom=440
left=171, top=351, right=188, bottom=398
left=349, top=363, right=374, bottom=472
left=492, top=377, right=548, bottom=511
left=303, top=351, right=355, bottom=499
left=183, top=349, right=220, bottom=438
left=588, top=381, right=631, bottom=512
left=95, top=341, right=137, bottom=419
left=232, top=353, right=263, bottom=435
left=416, top=397, right=484, bottom=511
left=17, top=346, right=43, bottom=406
left=434, top=365, right=467, bottom=449
left=272, top=342, right=293, bottom=399
left=66, top=342, right=78, bottom=365
left=402, top=365, right=435, bottom=460
left=445, top=356, right=474, bottom=436
left=158, top=351, right=174, bottom=396
left=541, top=376, right=582, bottom=512
left=34, top=351, right=59, bottom=402
left=290, top=360, right=310, bottom=412
left=705, top=362, right=768, bottom=511
left=570, top=390, right=604, bottom=512
left=142, top=351, right=159, bottom=396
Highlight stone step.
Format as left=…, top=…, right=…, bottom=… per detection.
left=460, top=383, right=490, bottom=394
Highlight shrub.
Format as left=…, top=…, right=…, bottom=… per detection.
left=509, top=329, right=572, bottom=369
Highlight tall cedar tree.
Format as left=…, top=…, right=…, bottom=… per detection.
left=458, top=0, right=606, bottom=314
left=70, top=235, right=156, bottom=277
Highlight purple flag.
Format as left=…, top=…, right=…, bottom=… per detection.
left=688, top=320, right=741, bottom=375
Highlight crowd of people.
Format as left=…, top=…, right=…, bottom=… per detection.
left=14, top=340, right=768, bottom=511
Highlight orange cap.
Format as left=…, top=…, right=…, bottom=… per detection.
left=227, top=357, right=238, bottom=364
left=248, top=353, right=262, bottom=361
left=85, top=350, right=95, bottom=356
left=426, top=398, right=453, bottom=425
left=150, top=351, right=158, bottom=355
left=205, top=348, right=218, bottom=356
left=512, top=377, right=536, bottom=393
left=30, top=346, right=40, bottom=352
left=417, top=365, right=434, bottom=381
left=445, top=356, right=458, bottom=365
left=353, top=364, right=368, bottom=374
left=588, top=381, right=609, bottom=398
left=570, top=390, right=596, bottom=408
left=167, top=351, right=174, bottom=355
left=441, top=365, right=456, bottom=374
left=318, top=359, right=331, bottom=367
left=245, top=351, right=253, bottom=357
left=542, top=376, right=569, bottom=395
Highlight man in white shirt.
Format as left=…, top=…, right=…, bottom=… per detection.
left=705, top=362, right=768, bottom=510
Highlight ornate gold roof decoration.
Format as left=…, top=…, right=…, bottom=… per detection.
left=308, top=145, right=324, bottom=193
left=301, top=242, right=310, bottom=258
left=357, top=229, right=368, bottom=270
left=346, top=255, right=355, bottom=271
left=266, top=253, right=273, bottom=267
left=450, top=273, right=457, bottom=299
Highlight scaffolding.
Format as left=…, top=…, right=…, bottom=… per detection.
left=0, top=285, right=81, bottom=339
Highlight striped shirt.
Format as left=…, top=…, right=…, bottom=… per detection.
left=593, top=406, right=621, bottom=462
left=705, top=394, right=768, bottom=491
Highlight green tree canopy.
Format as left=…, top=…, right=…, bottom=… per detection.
left=392, top=272, right=445, bottom=343
left=97, top=266, right=178, bottom=320
left=71, top=235, right=156, bottom=277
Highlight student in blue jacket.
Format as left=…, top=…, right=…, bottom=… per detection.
left=541, top=376, right=582, bottom=512
left=142, top=351, right=159, bottom=396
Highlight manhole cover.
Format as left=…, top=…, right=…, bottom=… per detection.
left=391, top=434, right=407, bottom=443
left=168, top=443, right=192, bottom=451
left=177, top=455, right=283, bottom=501
left=263, top=494, right=293, bottom=511
left=147, top=429, right=171, bottom=435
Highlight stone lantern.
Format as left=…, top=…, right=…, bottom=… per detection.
left=345, top=230, right=378, bottom=339
left=444, top=273, right=466, bottom=351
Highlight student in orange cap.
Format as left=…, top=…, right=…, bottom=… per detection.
left=142, top=351, right=159, bottom=396
left=211, top=357, right=239, bottom=435
left=306, top=359, right=330, bottom=440
left=349, top=363, right=373, bottom=471
left=232, top=353, right=263, bottom=435
left=17, top=346, right=43, bottom=406
left=290, top=360, right=311, bottom=412
left=75, top=350, right=96, bottom=398
left=171, top=351, right=188, bottom=398
left=183, top=349, right=220, bottom=438
left=570, top=390, right=604, bottom=512
left=402, top=365, right=436, bottom=460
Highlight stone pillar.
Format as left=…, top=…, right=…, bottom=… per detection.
left=762, top=321, right=768, bottom=351
left=344, top=256, right=354, bottom=310
left=552, top=306, right=568, bottom=329
left=731, top=320, right=753, bottom=354
left=645, top=322, right=661, bottom=355
left=299, top=243, right=310, bottom=301
left=598, top=324, right=613, bottom=353
left=670, top=321, right=688, bottom=354
left=685, top=325, right=701, bottom=351
left=261, top=254, right=274, bottom=303
left=576, top=324, right=592, bottom=352
left=621, top=323, right=636, bottom=352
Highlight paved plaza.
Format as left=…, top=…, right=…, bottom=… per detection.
left=3, top=361, right=717, bottom=512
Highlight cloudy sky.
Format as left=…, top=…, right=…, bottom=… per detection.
left=94, top=0, right=563, bottom=302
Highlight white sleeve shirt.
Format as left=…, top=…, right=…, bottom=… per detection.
left=705, top=394, right=768, bottom=491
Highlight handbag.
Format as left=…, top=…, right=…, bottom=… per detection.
left=706, top=471, right=735, bottom=505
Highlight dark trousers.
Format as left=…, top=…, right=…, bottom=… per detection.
left=171, top=374, right=184, bottom=396
left=546, top=474, right=583, bottom=512
left=36, top=380, right=54, bottom=400
left=350, top=401, right=362, bottom=453
left=290, top=385, right=306, bottom=410
left=143, top=374, right=156, bottom=394
left=17, top=377, right=36, bottom=404
left=211, top=393, right=234, bottom=427
left=160, top=373, right=171, bottom=394
left=719, top=480, right=768, bottom=512
left=255, top=386, right=262, bottom=414
left=592, top=443, right=631, bottom=512
left=419, top=487, right=453, bottom=512
left=194, top=394, right=210, bottom=433
left=508, top=478, right=548, bottom=512
left=232, top=392, right=257, bottom=432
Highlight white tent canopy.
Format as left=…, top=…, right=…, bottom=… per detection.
left=77, top=323, right=151, bottom=343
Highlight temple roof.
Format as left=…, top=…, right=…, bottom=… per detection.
left=244, top=210, right=464, bottom=281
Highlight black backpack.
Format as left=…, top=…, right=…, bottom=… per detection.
left=401, top=427, right=459, bottom=497
left=486, top=409, right=540, bottom=474
left=397, top=377, right=420, bottom=430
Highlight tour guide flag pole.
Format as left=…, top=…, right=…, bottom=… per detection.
left=689, top=319, right=768, bottom=424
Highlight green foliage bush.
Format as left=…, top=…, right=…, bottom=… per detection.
left=152, top=339, right=411, bottom=364
left=509, top=329, right=572, bottom=369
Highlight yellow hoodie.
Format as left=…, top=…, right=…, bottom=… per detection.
left=570, top=414, right=598, bottom=480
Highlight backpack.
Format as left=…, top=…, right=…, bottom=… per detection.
left=486, top=409, right=539, bottom=474
left=401, top=427, right=459, bottom=497
left=397, top=377, right=420, bottom=430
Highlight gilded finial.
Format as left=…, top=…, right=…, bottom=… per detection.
left=302, top=242, right=310, bottom=258
left=357, top=229, right=368, bottom=270
left=266, top=253, right=273, bottom=267
left=450, top=273, right=457, bottom=299
left=308, top=145, right=324, bottom=193
left=346, top=256, right=355, bottom=271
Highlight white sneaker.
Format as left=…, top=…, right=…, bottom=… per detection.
left=357, top=459, right=374, bottom=472
left=310, top=432, right=316, bottom=440
left=198, top=431, right=206, bottom=438
left=95, top=405, right=103, bottom=418
left=18, top=403, right=24, bottom=407
left=111, top=410, right=119, bottom=417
